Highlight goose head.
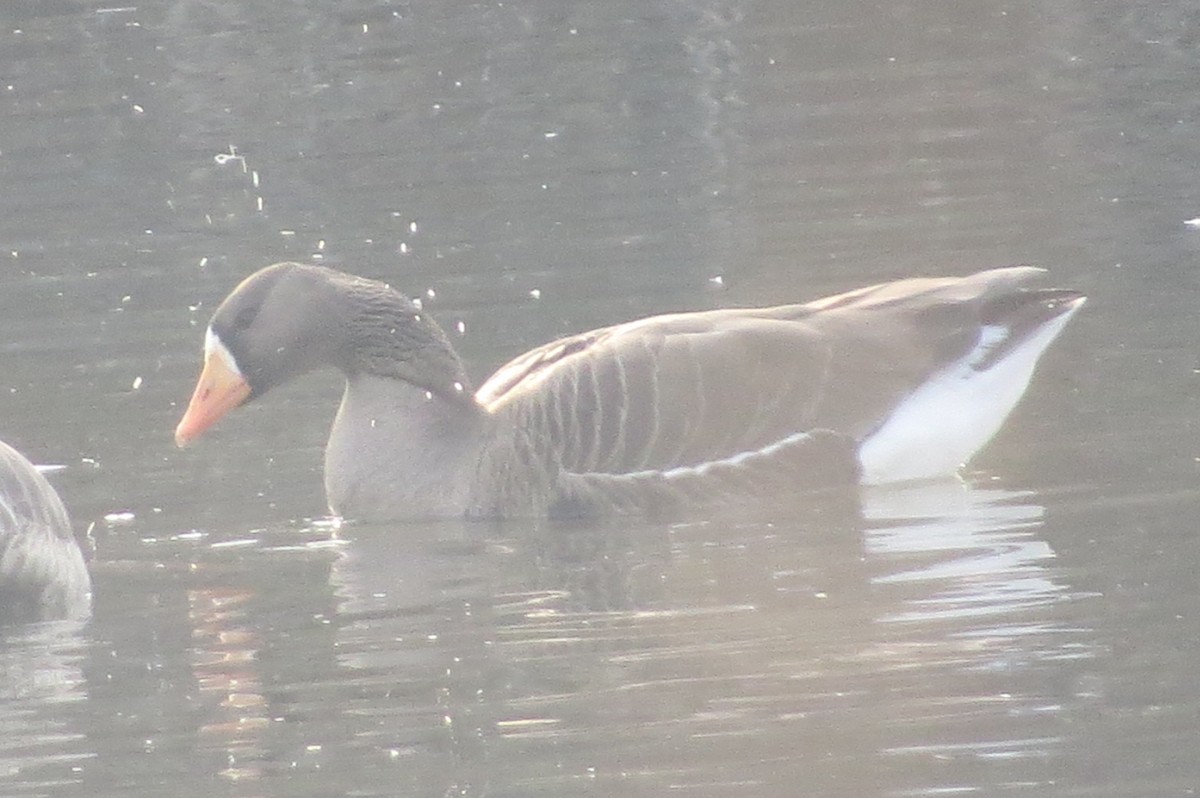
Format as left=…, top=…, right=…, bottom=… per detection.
left=175, top=263, right=470, bottom=447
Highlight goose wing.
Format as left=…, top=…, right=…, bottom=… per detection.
left=0, top=440, right=90, bottom=621
left=475, top=267, right=1066, bottom=485
left=0, top=441, right=71, bottom=540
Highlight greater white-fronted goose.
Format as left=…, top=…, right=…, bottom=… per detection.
left=175, top=264, right=1084, bottom=520
left=0, top=440, right=91, bottom=621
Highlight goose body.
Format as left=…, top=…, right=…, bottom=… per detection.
left=176, top=264, right=1084, bottom=520
left=0, top=440, right=91, bottom=621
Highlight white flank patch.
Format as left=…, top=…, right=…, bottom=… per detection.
left=858, top=299, right=1084, bottom=484
left=205, top=326, right=245, bottom=378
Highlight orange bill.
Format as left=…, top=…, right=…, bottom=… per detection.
left=174, top=344, right=251, bottom=447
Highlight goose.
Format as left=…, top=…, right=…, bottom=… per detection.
left=175, top=264, right=1084, bottom=520
left=0, top=439, right=91, bottom=621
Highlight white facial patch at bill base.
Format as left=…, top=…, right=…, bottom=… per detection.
left=205, top=326, right=245, bottom=379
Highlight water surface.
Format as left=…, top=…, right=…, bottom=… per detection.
left=1, top=1, right=1198, bottom=796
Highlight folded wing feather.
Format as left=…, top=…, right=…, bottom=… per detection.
left=475, top=270, right=1042, bottom=482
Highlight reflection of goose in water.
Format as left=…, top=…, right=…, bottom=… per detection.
left=0, top=440, right=91, bottom=623
left=854, top=481, right=1098, bottom=771
left=312, top=479, right=1094, bottom=797
left=862, top=481, right=1067, bottom=624
left=175, top=264, right=1083, bottom=521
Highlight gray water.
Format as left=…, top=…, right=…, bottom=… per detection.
left=1, top=1, right=1198, bottom=796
